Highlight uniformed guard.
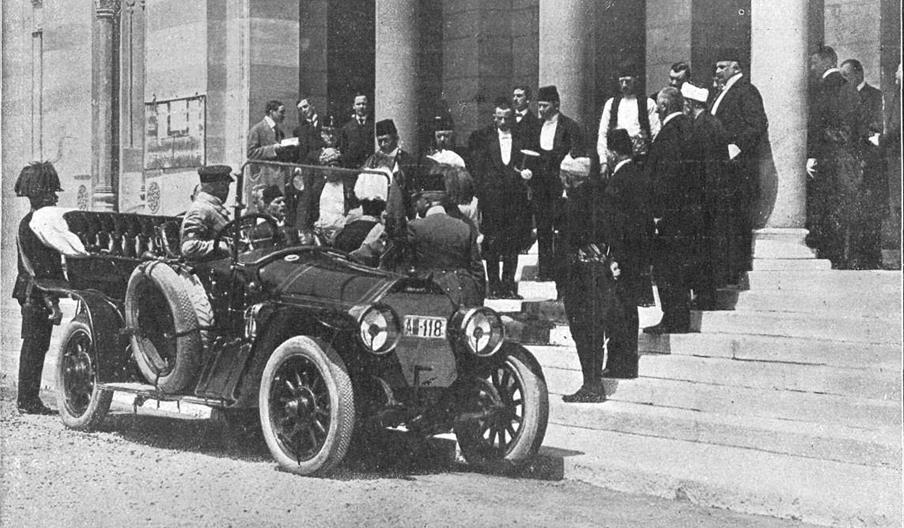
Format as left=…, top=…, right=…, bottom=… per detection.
left=13, top=161, right=88, bottom=414
left=405, top=166, right=485, bottom=308
left=180, top=165, right=234, bottom=259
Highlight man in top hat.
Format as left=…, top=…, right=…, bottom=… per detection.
left=709, top=52, right=768, bottom=280
left=427, top=113, right=467, bottom=168
left=531, top=85, right=585, bottom=285
left=247, top=100, right=290, bottom=188
left=596, top=61, right=661, bottom=173
left=338, top=92, right=375, bottom=169
left=363, top=118, right=419, bottom=240
left=683, top=82, right=732, bottom=307
left=644, top=87, right=699, bottom=334
left=12, top=161, right=88, bottom=414
left=405, top=168, right=485, bottom=307
left=180, top=165, right=234, bottom=260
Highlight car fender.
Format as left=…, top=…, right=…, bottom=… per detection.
left=56, top=289, right=131, bottom=383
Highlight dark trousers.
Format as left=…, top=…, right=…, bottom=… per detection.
left=531, top=188, right=561, bottom=280
left=485, top=252, right=518, bottom=292
left=18, top=302, right=53, bottom=405
left=654, top=236, right=694, bottom=331
left=563, top=260, right=618, bottom=385
left=607, top=281, right=640, bottom=379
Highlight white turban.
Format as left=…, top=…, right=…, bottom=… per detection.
left=354, top=168, right=391, bottom=202
left=559, top=154, right=591, bottom=177
left=681, top=83, right=709, bottom=104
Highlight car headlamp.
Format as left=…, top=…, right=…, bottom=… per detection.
left=352, top=304, right=401, bottom=355
left=457, top=307, right=505, bottom=357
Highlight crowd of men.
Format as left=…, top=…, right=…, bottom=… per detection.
left=12, top=47, right=900, bottom=413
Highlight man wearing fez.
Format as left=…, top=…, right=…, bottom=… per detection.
left=247, top=100, right=290, bottom=187
left=806, top=46, right=869, bottom=269
left=180, top=165, right=234, bottom=260
left=339, top=92, right=375, bottom=169
left=251, top=184, right=298, bottom=246
left=559, top=153, right=614, bottom=403
left=427, top=113, right=467, bottom=168
left=13, top=161, right=88, bottom=414
left=469, top=97, right=534, bottom=299
left=512, top=85, right=541, bottom=145
left=530, top=85, right=584, bottom=285
left=596, top=61, right=661, bottom=173
left=683, top=82, right=732, bottom=308
left=363, top=119, right=419, bottom=239
left=644, top=87, right=699, bottom=334
left=709, top=53, right=768, bottom=280
left=406, top=169, right=485, bottom=308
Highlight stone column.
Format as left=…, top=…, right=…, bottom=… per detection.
left=92, top=0, right=118, bottom=211
left=750, top=0, right=815, bottom=260
left=375, top=0, right=420, bottom=154
left=538, top=0, right=595, bottom=122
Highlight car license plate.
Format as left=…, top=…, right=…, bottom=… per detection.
left=403, top=316, right=447, bottom=339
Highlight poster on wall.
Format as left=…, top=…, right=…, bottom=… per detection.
left=144, top=95, right=206, bottom=170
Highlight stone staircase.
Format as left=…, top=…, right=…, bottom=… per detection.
left=488, top=252, right=903, bottom=527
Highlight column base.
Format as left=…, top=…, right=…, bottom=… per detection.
left=92, top=187, right=117, bottom=212
left=751, top=227, right=817, bottom=260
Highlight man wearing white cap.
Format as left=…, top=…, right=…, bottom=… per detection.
left=333, top=168, right=392, bottom=266
left=683, top=82, right=732, bottom=308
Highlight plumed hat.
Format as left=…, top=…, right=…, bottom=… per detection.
left=261, top=184, right=283, bottom=205
left=537, top=85, right=560, bottom=103
left=198, top=164, right=234, bottom=183
left=607, top=129, right=633, bottom=156
left=354, top=168, right=391, bottom=202
left=681, top=82, right=709, bottom=104
left=15, top=161, right=63, bottom=197
left=375, top=119, right=398, bottom=137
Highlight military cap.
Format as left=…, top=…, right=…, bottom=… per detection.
left=608, top=129, right=633, bottom=156
left=375, top=119, right=398, bottom=137
left=198, top=164, right=234, bottom=183
left=261, top=184, right=283, bottom=205
left=537, top=85, right=560, bottom=103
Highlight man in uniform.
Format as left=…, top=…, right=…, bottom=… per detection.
left=13, top=161, right=88, bottom=414
left=180, top=165, right=234, bottom=260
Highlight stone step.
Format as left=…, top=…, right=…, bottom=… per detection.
left=750, top=258, right=833, bottom=271
left=716, top=287, right=904, bottom=315
left=693, top=310, right=902, bottom=344
left=541, top=424, right=901, bottom=527
left=743, top=269, right=902, bottom=291
left=548, top=398, right=900, bottom=470
left=541, top=367, right=901, bottom=430
left=516, top=280, right=557, bottom=300
left=636, top=333, right=902, bottom=369
left=531, top=346, right=900, bottom=400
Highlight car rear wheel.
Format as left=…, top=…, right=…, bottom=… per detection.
left=259, top=337, right=355, bottom=476
left=454, top=346, right=549, bottom=471
left=55, top=316, right=113, bottom=430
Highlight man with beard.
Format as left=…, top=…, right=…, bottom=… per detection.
left=708, top=54, right=768, bottom=281
left=806, top=46, right=868, bottom=268
left=363, top=119, right=420, bottom=241
left=644, top=87, right=699, bottom=334
left=339, top=92, right=374, bottom=169
left=596, top=62, right=661, bottom=173
left=683, top=82, right=731, bottom=308
left=250, top=185, right=298, bottom=246
left=469, top=97, right=533, bottom=299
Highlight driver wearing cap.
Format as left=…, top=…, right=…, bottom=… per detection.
left=180, top=164, right=234, bottom=259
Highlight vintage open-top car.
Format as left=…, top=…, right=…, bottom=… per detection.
left=45, top=162, right=549, bottom=476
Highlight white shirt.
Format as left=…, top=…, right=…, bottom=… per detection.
left=710, top=72, right=743, bottom=116
left=427, top=149, right=466, bottom=168
left=596, top=95, right=661, bottom=163
left=29, top=207, right=88, bottom=257
left=540, top=113, right=559, bottom=151
left=515, top=109, right=529, bottom=123
left=264, top=115, right=277, bottom=131
left=497, top=129, right=513, bottom=165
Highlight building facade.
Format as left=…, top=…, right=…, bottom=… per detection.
left=2, top=0, right=901, bottom=293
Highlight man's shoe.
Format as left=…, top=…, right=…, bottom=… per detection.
left=17, top=401, right=55, bottom=415
left=562, top=385, right=606, bottom=403
left=504, top=286, right=523, bottom=300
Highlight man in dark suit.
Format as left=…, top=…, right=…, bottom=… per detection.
left=363, top=119, right=420, bottom=241
left=709, top=54, right=768, bottom=282
left=293, top=96, right=324, bottom=164
left=338, top=92, right=374, bottom=169
left=512, top=85, right=540, bottom=147
left=806, top=46, right=868, bottom=269
left=469, top=98, right=534, bottom=299
left=530, top=85, right=584, bottom=287
left=840, top=58, right=886, bottom=268
left=644, top=87, right=699, bottom=334
left=406, top=171, right=485, bottom=308
left=247, top=100, right=290, bottom=189
left=683, top=82, right=732, bottom=306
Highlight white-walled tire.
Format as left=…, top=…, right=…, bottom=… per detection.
left=259, top=337, right=355, bottom=476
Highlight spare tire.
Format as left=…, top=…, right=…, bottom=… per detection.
left=180, top=270, right=215, bottom=348
left=125, top=262, right=202, bottom=392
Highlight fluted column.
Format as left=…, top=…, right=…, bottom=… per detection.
left=750, top=0, right=815, bottom=259
left=538, top=0, right=595, bottom=122
left=92, top=0, right=118, bottom=211
left=375, top=0, right=420, bottom=154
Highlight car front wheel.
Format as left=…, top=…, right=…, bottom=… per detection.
left=258, top=336, right=355, bottom=476
left=454, top=345, right=549, bottom=471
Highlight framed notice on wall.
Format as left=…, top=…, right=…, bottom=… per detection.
left=144, top=95, right=206, bottom=170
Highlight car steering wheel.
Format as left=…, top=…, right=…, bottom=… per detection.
left=213, top=213, right=280, bottom=253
